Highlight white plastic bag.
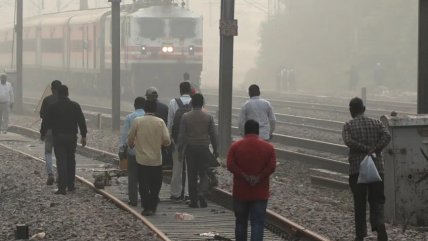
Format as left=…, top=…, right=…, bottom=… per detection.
left=357, top=155, right=382, bottom=184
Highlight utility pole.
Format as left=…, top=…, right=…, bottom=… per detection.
left=418, top=0, right=428, bottom=114
left=15, top=0, right=23, bottom=112
left=218, top=0, right=237, bottom=157
left=110, top=0, right=121, bottom=130
left=80, top=0, right=88, bottom=10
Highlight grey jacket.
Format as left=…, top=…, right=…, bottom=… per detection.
left=178, top=108, right=218, bottom=152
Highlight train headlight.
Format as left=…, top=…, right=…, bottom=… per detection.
left=140, top=45, right=147, bottom=54
left=162, top=46, right=168, bottom=53
left=188, top=45, right=195, bottom=56
left=167, top=46, right=174, bottom=53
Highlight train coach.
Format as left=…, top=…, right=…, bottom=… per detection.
left=0, top=1, right=203, bottom=98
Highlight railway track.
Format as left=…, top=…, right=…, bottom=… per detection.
left=4, top=125, right=330, bottom=241
left=21, top=98, right=350, bottom=174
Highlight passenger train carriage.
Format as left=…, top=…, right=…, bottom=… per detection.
left=0, top=1, right=203, bottom=98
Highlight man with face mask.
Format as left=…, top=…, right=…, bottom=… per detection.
left=0, top=73, right=14, bottom=134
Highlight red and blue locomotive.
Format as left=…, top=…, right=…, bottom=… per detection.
left=0, top=0, right=203, bottom=98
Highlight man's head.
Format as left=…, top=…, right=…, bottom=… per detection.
left=1, top=73, right=7, bottom=84
left=245, top=120, right=259, bottom=135
left=248, top=84, right=260, bottom=97
left=144, top=99, right=157, bottom=113
left=57, top=85, right=69, bottom=97
left=349, top=97, right=365, bottom=118
left=51, top=80, right=62, bottom=94
left=183, top=72, right=190, bottom=81
left=191, top=93, right=204, bottom=108
left=134, top=97, right=146, bottom=110
left=179, top=81, right=192, bottom=95
left=145, top=87, right=158, bottom=101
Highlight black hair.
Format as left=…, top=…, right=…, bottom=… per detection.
left=144, top=99, right=157, bottom=113
left=191, top=93, right=204, bottom=108
left=183, top=72, right=190, bottom=81
left=349, top=97, right=365, bottom=117
left=245, top=120, right=259, bottom=135
left=179, top=81, right=192, bottom=95
left=51, top=80, right=62, bottom=91
left=248, top=84, right=260, bottom=97
left=134, top=97, right=146, bottom=110
left=57, top=85, right=69, bottom=97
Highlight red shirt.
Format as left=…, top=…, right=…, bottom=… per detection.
left=227, top=134, right=276, bottom=201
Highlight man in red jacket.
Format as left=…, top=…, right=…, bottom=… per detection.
left=227, top=120, right=276, bottom=241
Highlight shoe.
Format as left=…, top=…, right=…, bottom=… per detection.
left=183, top=196, right=190, bottom=204
left=170, top=195, right=182, bottom=203
left=377, top=224, right=388, bottom=241
left=199, top=198, right=207, bottom=208
left=46, top=175, right=54, bottom=185
left=68, top=187, right=75, bottom=192
left=54, top=190, right=66, bottom=195
left=189, top=202, right=199, bottom=208
left=141, top=209, right=154, bottom=216
left=128, top=201, right=137, bottom=207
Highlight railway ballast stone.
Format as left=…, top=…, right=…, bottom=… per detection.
left=0, top=147, right=161, bottom=241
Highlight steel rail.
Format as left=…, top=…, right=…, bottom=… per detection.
left=7, top=125, right=331, bottom=241
left=22, top=99, right=348, bottom=155
left=203, top=93, right=414, bottom=117
left=0, top=142, right=171, bottom=241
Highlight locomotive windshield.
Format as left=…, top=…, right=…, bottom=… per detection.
left=169, top=18, right=196, bottom=38
left=137, top=18, right=164, bottom=39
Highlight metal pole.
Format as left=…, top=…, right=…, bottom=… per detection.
left=218, top=0, right=237, bottom=157
left=111, top=0, right=121, bottom=130
left=15, top=0, right=23, bottom=112
left=418, top=0, right=428, bottom=114
left=80, top=0, right=88, bottom=10
left=361, top=87, right=366, bottom=105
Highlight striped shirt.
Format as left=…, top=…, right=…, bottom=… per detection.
left=342, top=114, right=391, bottom=175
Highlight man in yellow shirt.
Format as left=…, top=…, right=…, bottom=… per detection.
left=128, top=100, right=171, bottom=216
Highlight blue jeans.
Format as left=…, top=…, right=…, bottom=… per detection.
left=233, top=199, right=268, bottom=241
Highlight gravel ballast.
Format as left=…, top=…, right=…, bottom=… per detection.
left=9, top=104, right=427, bottom=241
left=0, top=146, right=160, bottom=241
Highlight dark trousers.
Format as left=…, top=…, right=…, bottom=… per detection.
left=185, top=145, right=209, bottom=204
left=349, top=174, right=386, bottom=239
left=137, top=164, right=162, bottom=212
left=128, top=155, right=138, bottom=205
left=233, top=199, right=268, bottom=241
left=53, top=134, right=77, bottom=192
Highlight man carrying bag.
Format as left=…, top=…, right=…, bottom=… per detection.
left=342, top=97, right=391, bottom=241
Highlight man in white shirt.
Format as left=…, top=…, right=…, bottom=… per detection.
left=239, top=84, right=276, bottom=141
left=0, top=73, right=14, bottom=134
left=168, top=81, right=192, bottom=202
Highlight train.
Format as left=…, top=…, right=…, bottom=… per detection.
left=0, top=0, right=203, bottom=98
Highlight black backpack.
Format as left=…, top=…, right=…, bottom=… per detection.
left=172, top=98, right=191, bottom=141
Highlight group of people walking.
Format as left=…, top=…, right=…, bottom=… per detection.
left=33, top=75, right=391, bottom=240
left=119, top=81, right=279, bottom=241
left=39, top=81, right=87, bottom=195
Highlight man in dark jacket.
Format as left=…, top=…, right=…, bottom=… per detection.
left=177, top=93, right=218, bottom=208
left=41, top=85, right=87, bottom=195
left=39, top=80, right=62, bottom=185
left=145, top=87, right=172, bottom=168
